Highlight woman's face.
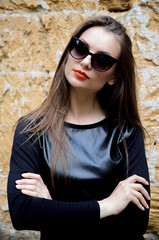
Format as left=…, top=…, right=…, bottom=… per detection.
left=65, top=26, right=121, bottom=94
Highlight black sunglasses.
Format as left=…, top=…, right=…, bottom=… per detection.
left=69, top=36, right=119, bottom=72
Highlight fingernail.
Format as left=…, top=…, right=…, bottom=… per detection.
left=15, top=180, right=20, bottom=184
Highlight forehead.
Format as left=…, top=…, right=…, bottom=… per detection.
left=79, top=26, right=121, bottom=59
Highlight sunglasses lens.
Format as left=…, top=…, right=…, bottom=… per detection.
left=70, top=38, right=88, bottom=59
left=92, top=54, right=115, bottom=71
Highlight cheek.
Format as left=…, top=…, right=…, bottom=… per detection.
left=96, top=71, right=112, bottom=85
left=93, top=69, right=115, bottom=91
left=100, top=67, right=115, bottom=84
left=91, top=75, right=108, bottom=92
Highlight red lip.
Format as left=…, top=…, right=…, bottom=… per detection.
left=74, top=70, right=89, bottom=80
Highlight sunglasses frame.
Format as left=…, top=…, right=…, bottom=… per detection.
left=69, top=36, right=119, bottom=72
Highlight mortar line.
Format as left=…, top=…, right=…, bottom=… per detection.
left=0, top=10, right=100, bottom=17
left=0, top=3, right=153, bottom=18
left=0, top=70, right=55, bottom=75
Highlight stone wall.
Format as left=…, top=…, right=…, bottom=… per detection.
left=0, top=0, right=159, bottom=239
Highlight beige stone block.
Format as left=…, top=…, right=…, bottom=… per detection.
left=144, top=127, right=159, bottom=149
left=0, top=15, right=55, bottom=72
left=147, top=12, right=159, bottom=33
left=0, top=193, right=8, bottom=213
left=0, top=73, right=46, bottom=124
left=48, top=0, right=97, bottom=11
left=139, top=0, right=159, bottom=14
left=0, top=193, right=9, bottom=221
left=0, top=0, right=97, bottom=13
left=131, top=11, right=159, bottom=68
left=143, top=128, right=159, bottom=184
left=0, top=176, right=8, bottom=193
left=137, top=66, right=159, bottom=128
left=0, top=125, right=14, bottom=174
left=99, top=0, right=132, bottom=11
left=0, top=14, right=85, bottom=72
left=148, top=186, right=159, bottom=233
left=155, top=165, right=159, bottom=182
left=0, top=0, right=49, bottom=13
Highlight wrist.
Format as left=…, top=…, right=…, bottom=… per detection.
left=98, top=198, right=115, bottom=219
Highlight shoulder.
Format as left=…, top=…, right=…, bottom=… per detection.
left=107, top=118, right=143, bottom=144
left=13, top=117, right=42, bottom=148
left=10, top=118, right=43, bottom=173
left=120, top=120, right=141, bottom=138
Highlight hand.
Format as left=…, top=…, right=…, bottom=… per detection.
left=98, top=175, right=150, bottom=219
left=16, top=173, right=52, bottom=200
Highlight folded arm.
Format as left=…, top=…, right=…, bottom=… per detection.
left=7, top=123, right=99, bottom=230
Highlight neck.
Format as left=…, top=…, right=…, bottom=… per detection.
left=65, top=88, right=106, bottom=125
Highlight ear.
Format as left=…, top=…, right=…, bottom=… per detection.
left=107, top=69, right=120, bottom=85
left=107, top=76, right=117, bottom=86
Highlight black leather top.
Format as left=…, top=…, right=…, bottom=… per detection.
left=42, top=118, right=136, bottom=200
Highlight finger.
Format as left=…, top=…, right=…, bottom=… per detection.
left=131, top=196, right=145, bottom=211
left=22, top=173, right=41, bottom=180
left=131, top=183, right=150, bottom=201
left=127, top=175, right=149, bottom=185
left=132, top=190, right=149, bottom=209
left=16, top=184, right=38, bottom=192
left=21, top=173, right=43, bottom=185
left=16, top=179, right=37, bottom=185
left=21, top=189, right=39, bottom=197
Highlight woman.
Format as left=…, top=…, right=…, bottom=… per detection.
left=7, top=16, right=150, bottom=239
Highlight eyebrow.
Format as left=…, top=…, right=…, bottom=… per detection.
left=80, top=38, right=113, bottom=57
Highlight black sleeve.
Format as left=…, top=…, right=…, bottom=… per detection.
left=7, top=121, right=100, bottom=231
left=116, top=124, right=150, bottom=236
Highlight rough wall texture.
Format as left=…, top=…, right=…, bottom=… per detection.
left=0, top=0, right=159, bottom=239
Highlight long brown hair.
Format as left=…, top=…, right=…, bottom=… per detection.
left=20, top=16, right=144, bottom=186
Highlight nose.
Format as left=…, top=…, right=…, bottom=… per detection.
left=80, top=55, right=92, bottom=70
